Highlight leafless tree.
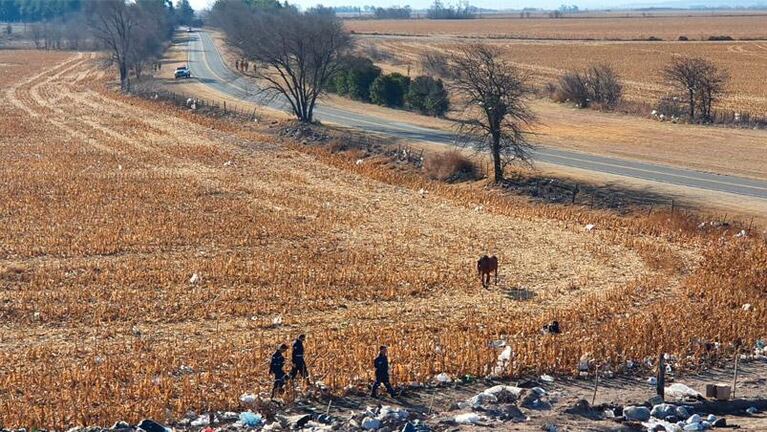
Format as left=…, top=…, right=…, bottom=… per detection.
left=450, top=45, right=536, bottom=182
left=557, top=64, right=622, bottom=108
left=663, top=57, right=728, bottom=123
left=585, top=64, right=622, bottom=107
left=420, top=50, right=452, bottom=79
left=558, top=71, right=590, bottom=107
left=87, top=0, right=137, bottom=92
left=215, top=5, right=352, bottom=122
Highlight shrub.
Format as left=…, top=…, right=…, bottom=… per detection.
left=370, top=73, right=410, bottom=107
left=331, top=56, right=381, bottom=102
left=647, top=36, right=663, bottom=41
left=556, top=64, right=622, bottom=109
left=708, top=35, right=733, bottom=41
left=678, top=35, right=689, bottom=41
left=557, top=72, right=590, bottom=108
left=406, top=76, right=450, bottom=116
left=585, top=64, right=622, bottom=108
left=424, top=151, right=480, bottom=182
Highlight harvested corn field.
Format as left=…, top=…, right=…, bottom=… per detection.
left=0, top=51, right=765, bottom=429
left=345, top=14, right=767, bottom=41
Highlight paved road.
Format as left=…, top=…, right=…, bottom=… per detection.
left=185, top=31, right=767, bottom=201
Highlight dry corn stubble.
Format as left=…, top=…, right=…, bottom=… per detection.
left=0, top=50, right=764, bottom=429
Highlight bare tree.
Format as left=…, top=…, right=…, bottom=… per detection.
left=663, top=57, right=728, bottom=123
left=585, top=64, right=622, bottom=107
left=450, top=45, right=535, bottom=182
left=87, top=0, right=137, bottom=92
left=214, top=5, right=352, bottom=122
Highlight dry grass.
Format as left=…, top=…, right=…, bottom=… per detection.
left=345, top=14, right=767, bottom=41
left=0, top=50, right=764, bottom=429
left=423, top=150, right=480, bottom=182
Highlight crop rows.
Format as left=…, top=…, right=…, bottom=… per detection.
left=0, top=50, right=764, bottom=429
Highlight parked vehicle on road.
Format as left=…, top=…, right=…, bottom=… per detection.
left=174, top=66, right=191, bottom=79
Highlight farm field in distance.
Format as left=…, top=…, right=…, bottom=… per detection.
left=345, top=14, right=767, bottom=41
left=2, top=49, right=765, bottom=429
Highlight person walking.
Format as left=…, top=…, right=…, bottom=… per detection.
left=289, top=334, right=310, bottom=382
left=371, top=345, right=396, bottom=398
left=270, top=344, right=289, bottom=399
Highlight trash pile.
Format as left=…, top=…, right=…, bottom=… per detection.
left=350, top=405, right=411, bottom=431
left=637, top=405, right=729, bottom=431
left=446, top=384, right=555, bottom=425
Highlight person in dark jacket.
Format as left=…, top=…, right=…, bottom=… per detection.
left=290, top=334, right=310, bottom=382
left=371, top=345, right=396, bottom=398
left=270, top=344, right=289, bottom=398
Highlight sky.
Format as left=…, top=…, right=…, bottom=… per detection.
left=187, top=0, right=756, bottom=11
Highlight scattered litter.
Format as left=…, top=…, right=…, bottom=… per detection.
left=474, top=205, right=484, bottom=212
left=454, top=413, right=482, bottom=425
left=136, top=419, right=171, bottom=432
left=623, top=406, right=651, bottom=421
left=540, top=374, right=555, bottom=383
left=742, top=303, right=753, bottom=311
left=189, top=273, right=200, bottom=284
left=651, top=403, right=676, bottom=419
left=190, top=415, right=210, bottom=427
left=435, top=372, right=452, bottom=384
left=489, top=339, right=506, bottom=349
left=585, top=224, right=595, bottom=231
left=355, top=159, right=364, bottom=165
left=418, top=188, right=428, bottom=198
left=239, top=412, right=263, bottom=428
left=735, top=230, right=748, bottom=238
left=272, top=315, right=283, bottom=327
left=360, top=417, right=381, bottom=430
left=376, top=405, right=409, bottom=422
left=223, top=160, right=233, bottom=167
left=746, top=406, right=759, bottom=415
left=239, top=393, right=257, bottom=404
left=647, top=376, right=658, bottom=385
left=665, top=383, right=702, bottom=400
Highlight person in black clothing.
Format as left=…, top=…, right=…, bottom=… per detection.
left=289, top=334, right=310, bottom=382
left=270, top=344, right=289, bottom=398
left=371, top=345, right=396, bottom=398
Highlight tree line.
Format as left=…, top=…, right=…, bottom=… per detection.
left=328, top=56, right=449, bottom=117
left=0, top=0, right=81, bottom=22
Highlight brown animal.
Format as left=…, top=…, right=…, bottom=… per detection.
left=477, top=255, right=498, bottom=287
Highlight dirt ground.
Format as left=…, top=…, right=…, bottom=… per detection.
left=300, top=359, right=767, bottom=431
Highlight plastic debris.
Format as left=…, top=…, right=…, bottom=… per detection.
left=189, top=273, right=200, bottom=284
left=746, top=407, right=758, bottom=415
left=665, top=383, right=702, bottom=400
left=361, top=417, right=381, bottom=430
left=585, top=224, right=595, bottom=231
left=136, top=419, right=171, bottom=432
left=454, top=413, right=482, bottom=425
left=435, top=372, right=452, bottom=384
left=540, top=374, right=555, bottom=383
left=239, top=412, right=263, bottom=428
left=239, top=393, right=257, bottom=404
left=623, top=406, right=651, bottom=421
